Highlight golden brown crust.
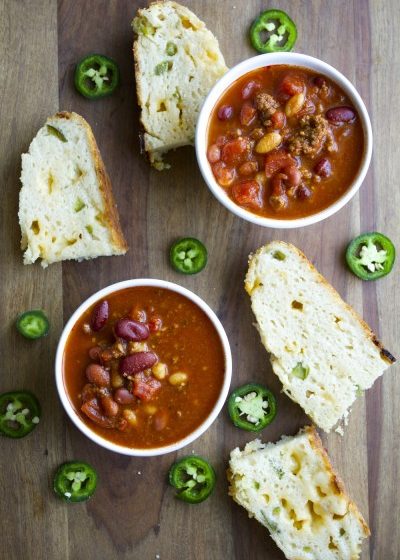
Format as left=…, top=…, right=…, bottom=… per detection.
left=55, top=111, right=128, bottom=254
left=247, top=241, right=396, bottom=365
left=305, top=426, right=371, bottom=538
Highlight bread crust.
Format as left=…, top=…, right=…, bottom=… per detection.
left=246, top=241, right=395, bottom=365
left=305, top=426, right=370, bottom=538
left=55, top=111, right=128, bottom=254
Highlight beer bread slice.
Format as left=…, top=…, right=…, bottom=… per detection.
left=132, top=1, right=227, bottom=169
left=19, top=112, right=128, bottom=267
left=228, top=426, right=370, bottom=560
left=245, top=241, right=395, bottom=432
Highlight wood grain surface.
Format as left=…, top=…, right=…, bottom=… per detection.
left=0, top=1, right=398, bottom=559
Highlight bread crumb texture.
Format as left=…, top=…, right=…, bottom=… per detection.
left=245, top=241, right=395, bottom=432
left=228, top=426, right=370, bottom=560
left=19, top=112, right=128, bottom=267
left=132, top=1, right=227, bottom=169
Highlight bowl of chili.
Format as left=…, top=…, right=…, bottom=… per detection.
left=55, top=279, right=232, bottom=456
left=196, top=52, right=372, bottom=228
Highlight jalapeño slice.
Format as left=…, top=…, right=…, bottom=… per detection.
left=228, top=383, right=277, bottom=432
left=16, top=310, right=49, bottom=339
left=250, top=9, right=297, bottom=53
left=346, top=232, right=395, bottom=280
left=0, top=391, right=41, bottom=438
left=169, top=238, right=208, bottom=274
left=169, top=456, right=216, bottom=503
left=74, top=54, right=120, bottom=99
left=54, top=461, right=98, bottom=503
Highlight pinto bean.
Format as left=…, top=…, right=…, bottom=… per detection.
left=114, top=318, right=150, bottom=342
left=238, top=160, right=258, bottom=176
left=101, top=395, right=119, bottom=417
left=271, top=110, right=286, bottom=129
left=114, top=388, right=135, bottom=405
left=90, top=300, right=109, bottom=331
left=326, top=106, right=355, bottom=124
left=119, top=352, right=158, bottom=376
left=207, top=144, right=221, bottom=163
left=86, top=363, right=110, bottom=387
left=212, top=162, right=236, bottom=186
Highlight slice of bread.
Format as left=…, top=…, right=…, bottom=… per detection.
left=19, top=112, right=128, bottom=267
left=245, top=241, right=395, bottom=432
left=228, top=426, right=370, bottom=560
left=132, top=1, right=228, bottom=169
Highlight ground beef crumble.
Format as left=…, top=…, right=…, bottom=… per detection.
left=288, top=114, right=337, bottom=157
left=254, top=93, right=279, bottom=126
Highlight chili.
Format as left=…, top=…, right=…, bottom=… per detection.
left=169, top=238, right=208, bottom=274
left=346, top=232, right=395, bottom=280
left=0, top=391, right=40, bottom=438
left=53, top=461, right=98, bottom=502
left=16, top=310, right=49, bottom=339
left=228, top=383, right=277, bottom=432
left=250, top=9, right=297, bottom=53
left=74, top=54, right=120, bottom=99
left=169, top=456, right=216, bottom=503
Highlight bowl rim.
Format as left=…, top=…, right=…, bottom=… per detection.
left=195, top=52, right=373, bottom=229
left=55, top=278, right=232, bottom=457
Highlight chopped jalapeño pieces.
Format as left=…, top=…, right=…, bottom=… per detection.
left=54, top=461, right=98, bottom=503
left=250, top=9, right=297, bottom=53
left=47, top=125, right=67, bottom=143
left=169, top=237, right=208, bottom=274
left=346, top=232, right=395, bottom=280
left=16, top=310, right=49, bottom=339
left=74, top=54, right=120, bottom=99
left=168, top=456, right=216, bottom=503
left=228, top=383, right=277, bottom=432
left=0, top=391, right=41, bottom=438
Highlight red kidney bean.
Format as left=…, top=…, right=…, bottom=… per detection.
left=314, top=158, right=332, bottom=177
left=88, top=346, right=102, bottom=361
left=100, top=395, right=119, bottom=418
left=207, top=144, right=221, bottom=163
left=217, top=104, right=234, bottom=121
left=114, top=388, right=135, bottom=405
left=114, top=318, right=149, bottom=342
left=241, top=80, right=261, bottom=100
left=326, top=106, right=355, bottom=124
left=86, top=363, right=110, bottom=387
left=313, top=76, right=326, bottom=88
left=153, top=409, right=169, bottom=431
left=297, top=184, right=312, bottom=200
left=90, top=300, right=109, bottom=331
left=120, top=352, right=158, bottom=376
left=271, top=110, right=286, bottom=130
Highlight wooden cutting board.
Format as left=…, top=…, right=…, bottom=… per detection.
left=1, top=1, right=398, bottom=558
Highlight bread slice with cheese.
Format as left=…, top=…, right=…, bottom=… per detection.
left=245, top=241, right=395, bottom=432
left=132, top=1, right=228, bottom=169
left=228, top=426, right=370, bottom=560
left=19, top=112, right=128, bottom=267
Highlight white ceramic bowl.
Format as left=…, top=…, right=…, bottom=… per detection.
left=55, top=279, right=232, bottom=456
left=196, top=52, right=372, bottom=228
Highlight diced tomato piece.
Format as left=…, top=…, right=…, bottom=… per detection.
left=241, top=80, right=261, bottom=100
left=148, top=315, right=162, bottom=333
left=278, top=74, right=305, bottom=100
left=133, top=372, right=161, bottom=402
left=264, top=151, right=295, bottom=178
left=231, top=180, right=263, bottom=210
left=240, top=102, right=257, bottom=126
left=221, top=137, right=251, bottom=166
left=212, top=162, right=236, bottom=186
